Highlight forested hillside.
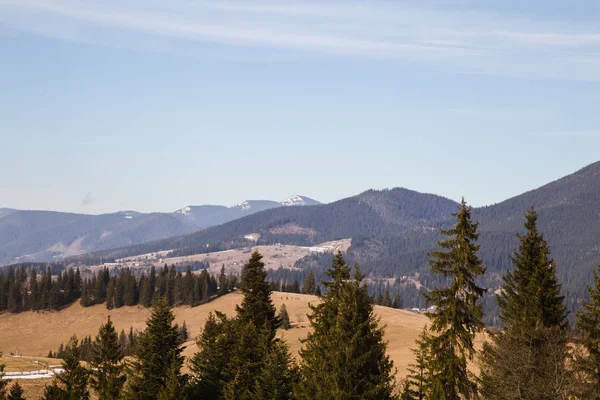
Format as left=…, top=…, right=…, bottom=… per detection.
left=74, top=162, right=600, bottom=321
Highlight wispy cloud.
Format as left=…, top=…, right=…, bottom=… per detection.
left=2, top=0, right=600, bottom=80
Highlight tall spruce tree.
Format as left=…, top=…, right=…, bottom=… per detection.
left=43, top=336, right=90, bottom=400
left=574, top=258, right=600, bottom=398
left=480, top=208, right=571, bottom=399
left=302, top=269, right=316, bottom=295
left=296, top=252, right=396, bottom=399
left=0, top=352, right=8, bottom=399
left=423, top=198, right=485, bottom=399
left=89, top=317, right=126, bottom=400
left=236, top=251, right=279, bottom=338
left=126, top=297, right=184, bottom=400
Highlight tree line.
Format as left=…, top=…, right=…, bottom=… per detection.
left=0, top=263, right=236, bottom=313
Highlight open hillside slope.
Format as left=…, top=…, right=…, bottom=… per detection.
left=0, top=292, right=449, bottom=380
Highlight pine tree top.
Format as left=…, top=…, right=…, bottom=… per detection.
left=498, top=207, right=567, bottom=331
left=236, top=251, right=279, bottom=338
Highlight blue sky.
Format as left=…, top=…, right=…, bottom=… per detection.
left=1, top=0, right=600, bottom=214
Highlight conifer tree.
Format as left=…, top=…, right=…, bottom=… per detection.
left=7, top=382, right=25, bottom=400
left=221, top=321, right=270, bottom=400
left=157, top=358, right=186, bottom=400
left=382, top=290, right=392, bottom=307
left=236, top=251, right=279, bottom=338
left=44, top=336, right=90, bottom=400
left=278, top=304, right=291, bottom=330
left=89, top=317, right=126, bottom=400
left=255, top=340, right=298, bottom=400
left=480, top=208, right=571, bottom=399
left=218, top=264, right=228, bottom=295
left=423, top=198, right=485, bottom=399
left=302, top=269, right=316, bottom=295
left=189, top=312, right=235, bottom=399
left=118, top=330, right=128, bottom=356
left=296, top=252, right=396, bottom=399
left=574, top=259, right=600, bottom=397
left=376, top=291, right=383, bottom=305
left=393, top=293, right=402, bottom=309
left=401, top=329, right=431, bottom=400
left=125, top=297, right=184, bottom=400
left=0, top=352, right=8, bottom=399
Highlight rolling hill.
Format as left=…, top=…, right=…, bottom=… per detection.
left=0, top=290, right=486, bottom=399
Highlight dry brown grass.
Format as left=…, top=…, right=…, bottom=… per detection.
left=0, top=291, right=485, bottom=398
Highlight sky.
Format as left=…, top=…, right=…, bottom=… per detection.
left=1, top=0, right=600, bottom=214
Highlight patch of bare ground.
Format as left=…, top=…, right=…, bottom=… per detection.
left=268, top=223, right=317, bottom=237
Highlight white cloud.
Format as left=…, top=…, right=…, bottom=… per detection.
left=1, top=0, right=600, bottom=80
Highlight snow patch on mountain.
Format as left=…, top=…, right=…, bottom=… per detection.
left=175, top=206, right=192, bottom=216
left=280, top=195, right=320, bottom=206
left=231, top=201, right=251, bottom=210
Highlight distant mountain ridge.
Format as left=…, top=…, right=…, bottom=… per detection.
left=0, top=195, right=321, bottom=265
left=78, top=161, right=600, bottom=315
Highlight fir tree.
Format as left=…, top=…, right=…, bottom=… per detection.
left=7, top=382, right=25, bottom=400
left=125, top=297, right=184, bottom=400
left=178, top=321, right=188, bottom=342
left=296, top=252, right=396, bottom=399
left=218, top=264, right=228, bottom=295
left=0, top=352, right=9, bottom=399
left=255, top=340, right=298, bottom=400
left=382, top=290, right=392, bottom=307
left=118, top=330, right=128, bottom=356
left=574, top=259, right=600, bottom=397
left=423, top=198, right=485, bottom=399
left=480, top=208, right=571, bottom=399
left=278, top=304, right=291, bottom=330
left=236, top=251, right=279, bottom=338
left=189, top=312, right=235, bottom=398
left=157, top=358, right=186, bottom=400
left=401, top=329, right=430, bottom=400
left=89, top=317, right=126, bottom=400
left=44, top=336, right=90, bottom=400
left=221, top=321, right=270, bottom=400
left=302, top=269, right=316, bottom=295
left=393, top=293, right=402, bottom=309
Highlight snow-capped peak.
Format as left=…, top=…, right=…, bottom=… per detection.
left=231, top=201, right=251, bottom=210
left=175, top=206, right=192, bottom=216
left=281, top=195, right=309, bottom=206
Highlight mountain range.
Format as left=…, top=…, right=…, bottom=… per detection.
left=0, top=196, right=320, bottom=265
left=74, top=161, right=600, bottom=314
